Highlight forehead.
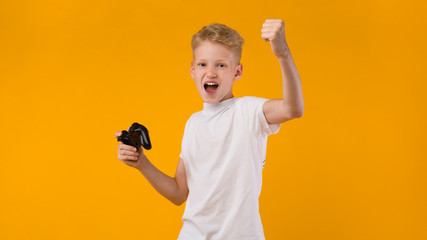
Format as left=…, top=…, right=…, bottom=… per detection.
left=193, top=41, right=236, bottom=63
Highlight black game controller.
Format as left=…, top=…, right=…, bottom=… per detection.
left=117, top=122, right=152, bottom=150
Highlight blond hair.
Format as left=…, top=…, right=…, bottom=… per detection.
left=191, top=23, right=244, bottom=64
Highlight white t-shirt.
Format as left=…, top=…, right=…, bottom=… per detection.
left=178, top=97, right=280, bottom=240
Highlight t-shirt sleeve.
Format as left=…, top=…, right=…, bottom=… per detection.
left=179, top=115, right=192, bottom=160
left=179, top=148, right=184, bottom=160
left=239, top=96, right=281, bottom=137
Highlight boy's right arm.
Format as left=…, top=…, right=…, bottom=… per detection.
left=116, top=131, right=189, bottom=206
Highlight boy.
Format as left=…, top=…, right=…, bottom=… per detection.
left=116, top=19, right=304, bottom=239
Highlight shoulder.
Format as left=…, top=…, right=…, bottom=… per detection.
left=188, top=111, right=203, bottom=121
left=236, top=96, right=281, bottom=136
left=237, top=96, right=269, bottom=103
left=236, top=96, right=269, bottom=108
left=183, top=111, right=202, bottom=128
left=234, top=96, right=267, bottom=125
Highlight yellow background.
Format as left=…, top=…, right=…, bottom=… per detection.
left=1, top=0, right=426, bottom=239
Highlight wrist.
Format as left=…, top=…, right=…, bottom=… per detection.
left=276, top=42, right=290, bottom=60
left=137, top=156, right=151, bottom=172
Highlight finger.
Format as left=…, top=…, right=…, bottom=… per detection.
left=261, top=32, right=270, bottom=41
left=261, top=33, right=274, bottom=41
left=120, top=155, right=138, bottom=161
left=262, top=25, right=283, bottom=35
left=262, top=22, right=278, bottom=28
left=120, top=145, right=138, bottom=153
left=119, top=149, right=139, bottom=156
left=262, top=24, right=282, bottom=32
left=119, top=152, right=138, bottom=160
left=263, top=19, right=283, bottom=24
left=119, top=143, right=137, bottom=152
left=126, top=155, right=138, bottom=160
left=262, top=26, right=281, bottom=34
left=261, top=28, right=274, bottom=33
left=265, top=19, right=283, bottom=23
left=263, top=22, right=284, bottom=30
left=261, top=34, right=269, bottom=41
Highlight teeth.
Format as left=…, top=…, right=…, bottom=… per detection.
left=206, top=83, right=218, bottom=86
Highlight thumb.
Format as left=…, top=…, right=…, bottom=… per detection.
left=115, top=131, right=122, bottom=139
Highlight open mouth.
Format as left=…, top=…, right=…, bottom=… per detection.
left=204, top=82, right=219, bottom=94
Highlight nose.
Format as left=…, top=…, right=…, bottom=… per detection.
left=206, top=66, right=217, bottom=78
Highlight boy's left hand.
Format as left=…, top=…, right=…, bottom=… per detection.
left=261, top=19, right=288, bottom=58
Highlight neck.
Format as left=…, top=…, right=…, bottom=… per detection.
left=203, top=97, right=235, bottom=112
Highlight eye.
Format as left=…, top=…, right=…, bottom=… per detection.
left=198, top=63, right=206, bottom=67
left=218, top=64, right=226, bottom=68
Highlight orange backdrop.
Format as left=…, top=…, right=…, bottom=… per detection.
left=1, top=0, right=426, bottom=239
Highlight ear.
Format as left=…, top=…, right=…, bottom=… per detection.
left=233, top=63, right=243, bottom=81
left=190, top=61, right=195, bottom=79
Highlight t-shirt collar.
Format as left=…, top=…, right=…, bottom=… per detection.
left=203, top=97, right=236, bottom=112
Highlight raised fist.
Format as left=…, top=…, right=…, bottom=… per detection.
left=261, top=19, right=289, bottom=58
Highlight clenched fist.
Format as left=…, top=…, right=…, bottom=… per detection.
left=261, top=19, right=289, bottom=58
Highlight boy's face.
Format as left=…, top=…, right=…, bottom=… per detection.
left=191, top=40, right=243, bottom=103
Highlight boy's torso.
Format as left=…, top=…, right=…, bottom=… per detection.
left=178, top=97, right=279, bottom=240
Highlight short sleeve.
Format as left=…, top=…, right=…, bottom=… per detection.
left=179, top=115, right=193, bottom=160
left=238, top=96, right=281, bottom=137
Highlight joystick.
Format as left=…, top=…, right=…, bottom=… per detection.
left=117, top=122, right=152, bottom=150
